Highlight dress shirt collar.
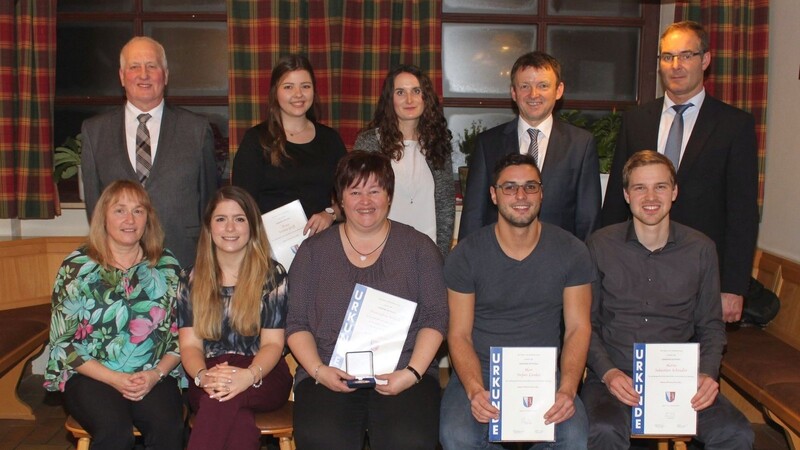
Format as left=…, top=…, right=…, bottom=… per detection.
left=662, top=88, right=705, bottom=115
left=625, top=219, right=678, bottom=252
left=517, top=114, right=554, bottom=139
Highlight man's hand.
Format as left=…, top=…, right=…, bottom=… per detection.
left=468, top=389, right=500, bottom=423
left=602, top=368, right=640, bottom=407
left=721, top=292, right=744, bottom=322
left=691, top=374, right=719, bottom=411
left=543, top=391, right=576, bottom=425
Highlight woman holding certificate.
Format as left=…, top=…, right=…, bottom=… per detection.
left=232, top=54, right=346, bottom=236
left=287, top=151, right=449, bottom=449
left=353, top=65, right=455, bottom=256
left=177, top=186, right=292, bottom=450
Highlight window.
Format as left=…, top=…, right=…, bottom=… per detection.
left=442, top=0, right=660, bottom=170
left=55, top=2, right=228, bottom=201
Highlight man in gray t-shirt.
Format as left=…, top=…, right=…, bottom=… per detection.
left=440, top=153, right=594, bottom=450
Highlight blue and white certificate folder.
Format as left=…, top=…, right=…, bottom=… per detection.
left=329, top=284, right=417, bottom=376
left=632, top=343, right=698, bottom=436
left=489, top=347, right=556, bottom=442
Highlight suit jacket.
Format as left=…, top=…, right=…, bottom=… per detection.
left=81, top=103, right=219, bottom=267
left=458, top=117, right=601, bottom=241
left=601, top=95, right=759, bottom=296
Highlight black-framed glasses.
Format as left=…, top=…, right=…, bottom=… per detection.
left=495, top=181, right=542, bottom=196
left=658, top=51, right=702, bottom=63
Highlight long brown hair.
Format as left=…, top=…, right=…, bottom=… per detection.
left=86, top=180, right=164, bottom=268
left=191, top=186, right=275, bottom=339
left=365, top=64, right=452, bottom=170
left=256, top=54, right=322, bottom=167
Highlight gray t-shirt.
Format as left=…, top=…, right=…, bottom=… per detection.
left=444, top=222, right=594, bottom=382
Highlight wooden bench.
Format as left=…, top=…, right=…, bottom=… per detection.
left=0, top=236, right=84, bottom=420
left=721, top=250, right=800, bottom=449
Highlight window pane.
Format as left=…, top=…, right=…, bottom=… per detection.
left=445, top=107, right=516, bottom=171
left=443, top=0, right=537, bottom=14
left=443, top=24, right=537, bottom=98
left=54, top=106, right=117, bottom=148
left=546, top=26, right=639, bottom=101
left=547, top=0, right=640, bottom=17
left=146, top=22, right=228, bottom=96
left=143, top=0, right=225, bottom=12
left=56, top=23, right=133, bottom=97
left=58, top=0, right=133, bottom=12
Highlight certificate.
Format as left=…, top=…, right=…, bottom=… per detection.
left=260, top=200, right=307, bottom=270
left=329, top=284, right=418, bottom=376
left=489, top=347, right=556, bottom=442
left=632, top=343, right=698, bottom=436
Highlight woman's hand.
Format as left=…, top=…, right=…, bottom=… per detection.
left=315, top=365, right=356, bottom=393
left=303, top=211, right=335, bottom=236
left=120, top=370, right=161, bottom=401
left=374, top=368, right=418, bottom=396
left=203, top=361, right=255, bottom=402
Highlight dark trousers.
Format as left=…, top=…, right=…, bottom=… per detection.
left=580, top=372, right=754, bottom=450
left=293, top=375, right=441, bottom=450
left=186, top=354, right=292, bottom=450
left=64, top=373, right=183, bottom=450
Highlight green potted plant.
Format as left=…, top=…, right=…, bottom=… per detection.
left=53, top=134, right=83, bottom=199
left=456, top=120, right=486, bottom=195
left=557, top=110, right=621, bottom=174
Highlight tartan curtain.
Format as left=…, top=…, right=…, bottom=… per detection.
left=0, top=0, right=57, bottom=219
left=227, top=0, right=442, bottom=163
left=675, top=0, right=769, bottom=207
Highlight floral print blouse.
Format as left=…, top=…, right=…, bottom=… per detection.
left=44, top=247, right=181, bottom=392
left=176, top=263, right=288, bottom=358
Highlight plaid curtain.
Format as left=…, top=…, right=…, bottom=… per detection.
left=0, top=0, right=57, bottom=219
left=227, top=0, right=442, bottom=164
left=675, top=0, right=769, bottom=207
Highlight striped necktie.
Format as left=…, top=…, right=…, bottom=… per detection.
left=135, top=113, right=152, bottom=184
left=526, top=128, right=540, bottom=167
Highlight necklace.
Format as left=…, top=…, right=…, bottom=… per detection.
left=111, top=246, right=143, bottom=270
left=286, top=121, right=310, bottom=137
left=343, top=221, right=391, bottom=261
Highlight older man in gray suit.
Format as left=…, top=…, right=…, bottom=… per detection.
left=81, top=36, right=218, bottom=267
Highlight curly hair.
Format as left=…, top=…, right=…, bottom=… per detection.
left=365, top=65, right=452, bottom=170
left=256, top=54, right=322, bottom=167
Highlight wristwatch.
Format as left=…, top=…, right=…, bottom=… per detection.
left=325, top=207, right=336, bottom=220
left=194, top=368, right=207, bottom=387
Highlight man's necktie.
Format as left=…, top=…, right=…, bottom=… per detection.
left=135, top=113, right=152, bottom=184
left=526, top=128, right=540, bottom=167
left=664, top=103, right=692, bottom=169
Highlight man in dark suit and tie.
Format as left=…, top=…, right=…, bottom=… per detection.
left=601, top=21, right=759, bottom=323
left=458, top=51, right=601, bottom=241
left=81, top=36, right=218, bottom=267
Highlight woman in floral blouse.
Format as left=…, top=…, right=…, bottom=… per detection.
left=178, top=186, right=292, bottom=450
left=44, top=180, right=183, bottom=450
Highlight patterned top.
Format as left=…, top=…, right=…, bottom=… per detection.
left=176, top=264, right=288, bottom=358
left=44, top=247, right=181, bottom=392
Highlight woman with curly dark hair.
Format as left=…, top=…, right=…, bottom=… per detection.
left=354, top=65, right=455, bottom=256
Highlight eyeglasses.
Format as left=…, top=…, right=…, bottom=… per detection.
left=658, top=51, right=702, bottom=63
left=495, top=181, right=542, bottom=196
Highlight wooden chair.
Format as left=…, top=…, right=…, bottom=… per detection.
left=64, top=415, right=141, bottom=450
left=632, top=434, right=692, bottom=450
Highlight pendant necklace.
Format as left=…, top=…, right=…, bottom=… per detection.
left=343, top=221, right=391, bottom=261
left=286, top=121, right=310, bottom=137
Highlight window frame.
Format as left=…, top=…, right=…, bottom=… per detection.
left=441, top=2, right=661, bottom=111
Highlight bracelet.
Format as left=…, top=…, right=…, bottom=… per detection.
left=406, top=365, right=422, bottom=384
left=248, top=364, right=263, bottom=388
left=152, top=367, right=166, bottom=381
left=313, top=364, right=324, bottom=385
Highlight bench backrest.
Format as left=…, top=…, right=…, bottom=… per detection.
left=754, top=250, right=800, bottom=351
left=0, top=237, right=84, bottom=311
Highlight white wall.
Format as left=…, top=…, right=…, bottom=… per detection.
left=0, top=209, right=89, bottom=237
left=758, top=1, right=800, bottom=262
